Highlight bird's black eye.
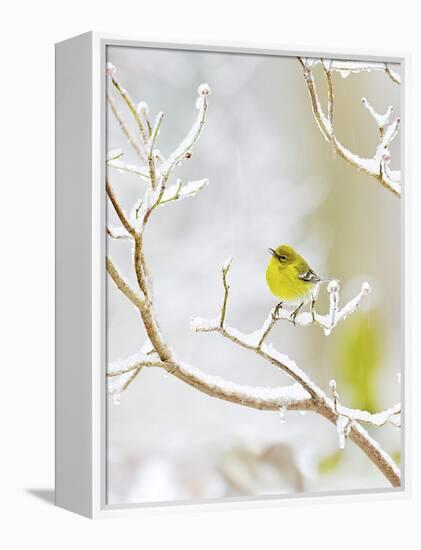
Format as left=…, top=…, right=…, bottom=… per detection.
left=279, top=255, right=287, bottom=262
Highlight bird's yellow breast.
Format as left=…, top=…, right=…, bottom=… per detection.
left=265, top=257, right=312, bottom=302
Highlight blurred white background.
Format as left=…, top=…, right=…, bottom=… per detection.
left=106, top=46, right=401, bottom=504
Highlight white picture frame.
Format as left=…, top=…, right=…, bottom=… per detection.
left=55, top=32, right=410, bottom=518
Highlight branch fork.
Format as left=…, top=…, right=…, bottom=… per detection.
left=298, top=57, right=401, bottom=197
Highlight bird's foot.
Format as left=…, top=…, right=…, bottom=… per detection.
left=290, top=302, right=304, bottom=326
left=272, top=302, right=283, bottom=319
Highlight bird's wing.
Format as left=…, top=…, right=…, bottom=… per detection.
left=298, top=268, right=321, bottom=284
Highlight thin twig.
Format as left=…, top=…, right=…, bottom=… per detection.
left=257, top=310, right=279, bottom=349
left=107, top=360, right=164, bottom=377
left=106, top=257, right=145, bottom=308
left=107, top=226, right=131, bottom=240
left=110, top=76, right=149, bottom=144
left=385, top=63, right=401, bottom=85
left=220, top=258, right=232, bottom=328
left=107, top=94, right=147, bottom=162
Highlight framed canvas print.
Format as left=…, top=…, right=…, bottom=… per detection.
left=55, top=32, right=409, bottom=518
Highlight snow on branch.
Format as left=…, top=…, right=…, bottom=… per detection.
left=195, top=260, right=371, bottom=348
left=107, top=63, right=149, bottom=145
left=160, top=83, right=211, bottom=177
left=361, top=97, right=394, bottom=130
left=329, top=379, right=401, bottom=449
left=107, top=70, right=210, bottom=235
left=106, top=348, right=313, bottom=412
left=158, top=178, right=209, bottom=206
left=107, top=226, right=131, bottom=240
left=107, top=157, right=151, bottom=181
left=304, top=59, right=402, bottom=84
left=298, top=57, right=401, bottom=197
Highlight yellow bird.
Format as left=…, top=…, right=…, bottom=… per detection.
left=266, top=244, right=322, bottom=323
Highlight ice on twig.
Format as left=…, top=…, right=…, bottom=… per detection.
left=381, top=150, right=391, bottom=162
left=222, top=256, right=233, bottom=272
left=362, top=97, right=393, bottom=129
left=107, top=158, right=150, bottom=180
left=161, top=86, right=210, bottom=175
left=108, top=371, right=132, bottom=396
left=148, top=112, right=164, bottom=155
left=198, top=83, right=212, bottom=97
left=335, top=281, right=370, bottom=324
left=159, top=179, right=209, bottom=205
left=108, top=348, right=149, bottom=375
left=361, top=282, right=371, bottom=295
left=336, top=415, right=350, bottom=449
left=278, top=405, right=287, bottom=423
left=380, top=117, right=400, bottom=149
left=338, top=403, right=401, bottom=428
left=307, top=60, right=401, bottom=83
left=106, top=62, right=116, bottom=76
left=327, top=279, right=340, bottom=293
left=137, top=101, right=149, bottom=115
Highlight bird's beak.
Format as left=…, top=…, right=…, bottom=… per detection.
left=268, top=248, right=277, bottom=258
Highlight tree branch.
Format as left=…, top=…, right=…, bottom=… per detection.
left=108, top=64, right=149, bottom=144
left=298, top=57, right=401, bottom=197
left=107, top=92, right=147, bottom=162
left=106, top=178, right=136, bottom=237
left=106, top=257, right=145, bottom=308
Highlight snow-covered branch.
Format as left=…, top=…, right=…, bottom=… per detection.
left=107, top=93, right=147, bottom=162
left=107, top=226, right=131, bottom=240
left=107, top=157, right=151, bottom=181
left=298, top=57, right=401, bottom=197
left=160, top=83, right=211, bottom=177
left=329, top=379, right=401, bottom=449
left=158, top=178, right=209, bottom=206
left=105, top=67, right=401, bottom=488
left=106, top=348, right=313, bottom=412
left=106, top=66, right=210, bottom=235
left=303, top=59, right=402, bottom=84
left=202, top=260, right=371, bottom=347
left=190, top=259, right=400, bottom=485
